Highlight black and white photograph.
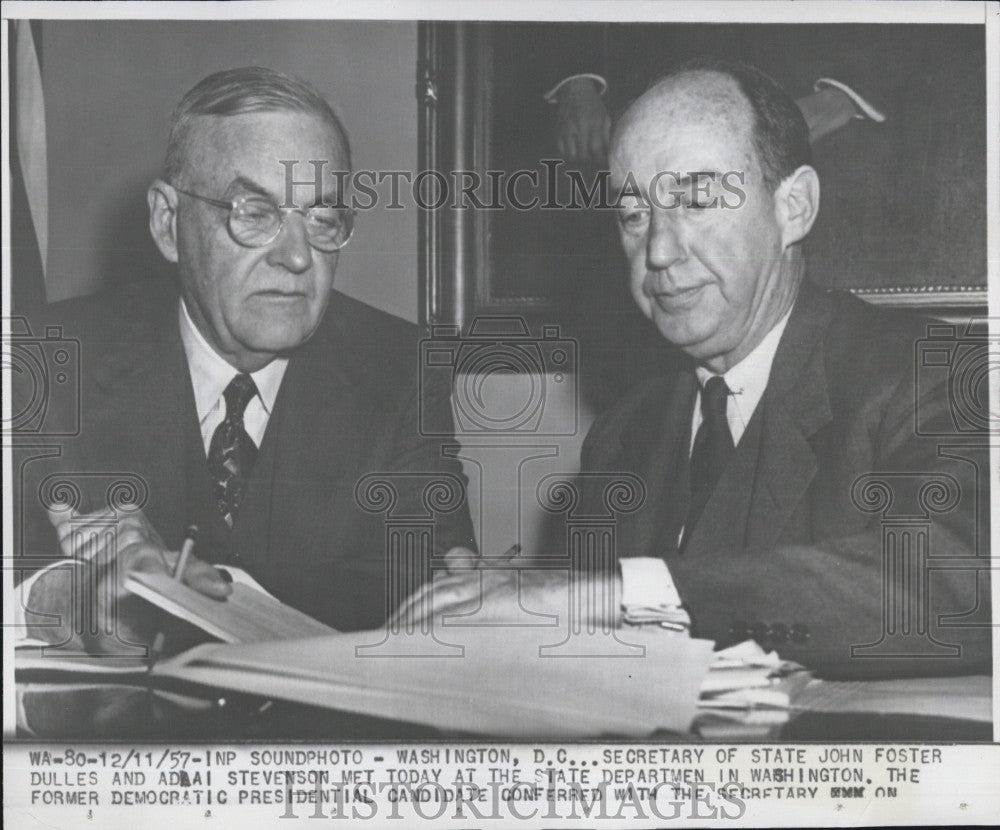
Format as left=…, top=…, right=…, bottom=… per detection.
left=3, top=1, right=997, bottom=826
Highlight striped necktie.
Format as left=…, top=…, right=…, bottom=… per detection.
left=207, top=373, right=259, bottom=528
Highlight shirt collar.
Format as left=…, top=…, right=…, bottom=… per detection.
left=178, top=298, right=289, bottom=423
left=695, top=307, right=793, bottom=404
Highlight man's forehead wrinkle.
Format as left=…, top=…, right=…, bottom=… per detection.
left=641, top=75, right=748, bottom=136
left=611, top=71, right=758, bottom=183
left=177, top=116, right=245, bottom=189
left=179, top=112, right=348, bottom=196
left=223, top=175, right=278, bottom=201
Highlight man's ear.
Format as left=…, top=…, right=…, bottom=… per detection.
left=774, top=165, right=820, bottom=248
left=147, top=179, right=180, bottom=263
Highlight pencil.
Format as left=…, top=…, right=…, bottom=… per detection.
left=172, top=525, right=199, bottom=580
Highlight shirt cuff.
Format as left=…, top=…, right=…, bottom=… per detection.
left=543, top=73, right=608, bottom=103
left=620, top=557, right=684, bottom=609
left=13, top=560, right=76, bottom=642
left=813, top=77, right=886, bottom=123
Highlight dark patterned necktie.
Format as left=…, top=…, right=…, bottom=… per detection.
left=207, top=373, right=259, bottom=528
left=683, top=375, right=734, bottom=547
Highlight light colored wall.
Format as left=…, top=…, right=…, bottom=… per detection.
left=42, top=20, right=418, bottom=322
left=452, top=372, right=595, bottom=557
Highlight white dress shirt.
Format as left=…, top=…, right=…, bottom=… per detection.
left=178, top=299, right=288, bottom=454
left=620, top=310, right=793, bottom=620
left=690, top=309, right=791, bottom=452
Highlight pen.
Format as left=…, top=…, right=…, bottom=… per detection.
left=148, top=524, right=198, bottom=671
left=500, top=543, right=521, bottom=561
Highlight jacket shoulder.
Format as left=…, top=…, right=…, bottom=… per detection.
left=318, top=291, right=423, bottom=388
left=325, top=290, right=419, bottom=343
left=820, top=290, right=934, bottom=390
left=38, top=279, right=178, bottom=344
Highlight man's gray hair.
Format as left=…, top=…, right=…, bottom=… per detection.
left=164, top=66, right=351, bottom=183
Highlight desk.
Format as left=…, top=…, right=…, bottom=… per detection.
left=16, top=678, right=992, bottom=742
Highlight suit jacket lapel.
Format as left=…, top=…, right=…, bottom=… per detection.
left=88, top=291, right=204, bottom=549
left=745, top=281, right=835, bottom=552
left=617, top=366, right=697, bottom=559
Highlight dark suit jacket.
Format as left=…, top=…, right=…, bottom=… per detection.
left=577, top=281, right=991, bottom=678
left=16, top=279, right=475, bottom=633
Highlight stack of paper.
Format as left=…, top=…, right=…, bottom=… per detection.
left=17, top=629, right=718, bottom=738
left=700, top=640, right=810, bottom=709
left=695, top=641, right=812, bottom=738
left=124, top=570, right=336, bottom=643
left=165, top=626, right=716, bottom=739
left=16, top=571, right=723, bottom=738
left=15, top=647, right=152, bottom=678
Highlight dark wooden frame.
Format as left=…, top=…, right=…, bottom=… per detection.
left=420, top=22, right=560, bottom=330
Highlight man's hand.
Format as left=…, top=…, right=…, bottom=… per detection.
left=795, top=87, right=859, bottom=144
left=391, top=553, right=623, bottom=631
left=48, top=505, right=231, bottom=600
left=34, top=505, right=231, bottom=653
left=555, top=77, right=611, bottom=163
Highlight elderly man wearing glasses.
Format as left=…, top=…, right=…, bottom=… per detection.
left=17, top=67, right=475, bottom=653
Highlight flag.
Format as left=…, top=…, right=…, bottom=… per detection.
left=10, top=20, right=48, bottom=314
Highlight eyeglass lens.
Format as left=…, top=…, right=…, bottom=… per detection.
left=229, top=197, right=353, bottom=251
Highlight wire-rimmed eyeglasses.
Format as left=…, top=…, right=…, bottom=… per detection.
left=171, top=185, right=355, bottom=252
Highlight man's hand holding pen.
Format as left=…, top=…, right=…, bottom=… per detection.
left=47, top=505, right=232, bottom=600
left=36, top=505, right=232, bottom=653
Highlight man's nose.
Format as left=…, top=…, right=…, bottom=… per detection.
left=646, top=211, right=686, bottom=270
left=265, top=211, right=312, bottom=273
